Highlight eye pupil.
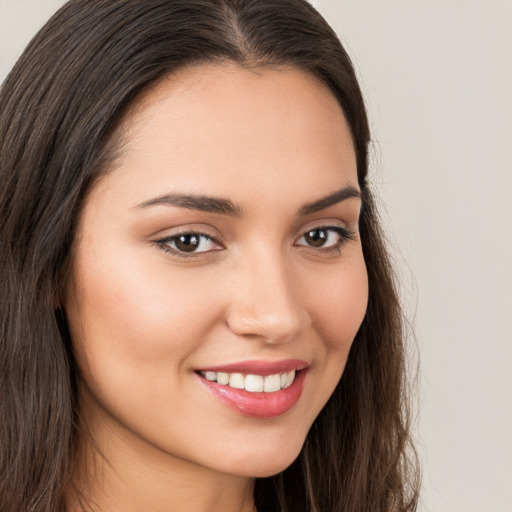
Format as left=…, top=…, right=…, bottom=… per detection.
left=305, top=229, right=327, bottom=247
left=175, top=234, right=200, bottom=252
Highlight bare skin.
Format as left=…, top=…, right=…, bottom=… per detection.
left=64, top=63, right=368, bottom=512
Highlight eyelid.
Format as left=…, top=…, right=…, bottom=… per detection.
left=148, top=222, right=220, bottom=239
left=152, top=227, right=225, bottom=258
left=150, top=221, right=357, bottom=259
left=294, top=224, right=357, bottom=252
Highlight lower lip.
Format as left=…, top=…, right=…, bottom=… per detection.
left=197, top=370, right=308, bottom=418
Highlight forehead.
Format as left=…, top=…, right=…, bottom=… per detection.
left=126, top=61, right=350, bottom=132
left=91, top=62, right=357, bottom=210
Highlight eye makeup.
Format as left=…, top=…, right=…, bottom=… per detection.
left=294, top=225, right=356, bottom=254
left=152, top=223, right=356, bottom=260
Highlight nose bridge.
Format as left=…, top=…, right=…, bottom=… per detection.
left=226, top=247, right=311, bottom=343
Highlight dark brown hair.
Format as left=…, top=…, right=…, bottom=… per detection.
left=0, top=1, right=419, bottom=510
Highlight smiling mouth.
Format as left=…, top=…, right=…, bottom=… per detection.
left=195, top=360, right=309, bottom=418
left=198, top=370, right=296, bottom=393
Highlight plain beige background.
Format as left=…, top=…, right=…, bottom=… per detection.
left=1, top=1, right=511, bottom=511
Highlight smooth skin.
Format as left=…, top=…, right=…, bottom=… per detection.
left=64, top=63, right=368, bottom=512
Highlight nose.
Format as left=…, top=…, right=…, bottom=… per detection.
left=225, top=253, right=311, bottom=344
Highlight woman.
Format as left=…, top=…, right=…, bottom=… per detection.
left=0, top=0, right=419, bottom=511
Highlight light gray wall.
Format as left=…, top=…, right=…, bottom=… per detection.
left=318, top=2, right=512, bottom=511
left=2, top=1, right=511, bottom=511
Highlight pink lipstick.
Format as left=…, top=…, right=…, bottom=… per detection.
left=195, top=359, right=309, bottom=418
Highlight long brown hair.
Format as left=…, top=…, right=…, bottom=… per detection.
left=0, top=1, right=419, bottom=510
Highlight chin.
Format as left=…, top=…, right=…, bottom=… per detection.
left=232, top=456, right=301, bottom=479
left=220, top=433, right=306, bottom=478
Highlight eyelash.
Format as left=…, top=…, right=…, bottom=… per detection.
left=295, top=226, right=356, bottom=253
left=155, top=231, right=223, bottom=257
left=154, top=225, right=356, bottom=258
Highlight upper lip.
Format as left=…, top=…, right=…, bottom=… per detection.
left=197, top=359, right=309, bottom=376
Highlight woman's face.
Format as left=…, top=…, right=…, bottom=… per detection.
left=65, top=63, right=368, bottom=479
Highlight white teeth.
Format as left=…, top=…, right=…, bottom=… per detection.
left=245, top=374, right=264, bottom=392
left=284, top=370, right=295, bottom=389
left=263, top=374, right=281, bottom=392
left=229, top=373, right=245, bottom=389
left=217, top=372, right=229, bottom=385
left=200, top=370, right=297, bottom=393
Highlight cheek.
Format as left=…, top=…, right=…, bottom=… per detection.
left=310, top=254, right=368, bottom=351
left=64, top=243, right=222, bottom=387
left=298, top=250, right=368, bottom=412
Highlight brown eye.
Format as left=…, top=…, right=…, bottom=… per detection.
left=157, top=232, right=220, bottom=255
left=296, top=226, right=354, bottom=251
left=174, top=234, right=201, bottom=252
left=304, top=228, right=328, bottom=247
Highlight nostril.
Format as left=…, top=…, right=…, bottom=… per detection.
left=226, top=308, right=310, bottom=344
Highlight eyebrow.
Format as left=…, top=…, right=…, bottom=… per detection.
left=299, top=185, right=361, bottom=215
left=134, top=185, right=361, bottom=217
left=134, top=193, right=243, bottom=217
